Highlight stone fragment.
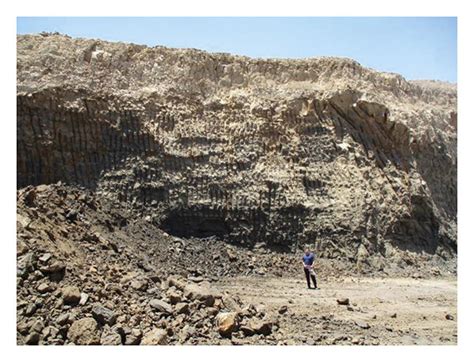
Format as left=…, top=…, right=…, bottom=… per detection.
left=166, top=289, right=182, bottom=304
left=167, top=276, right=186, bottom=290
left=79, top=292, right=89, bottom=305
left=178, top=325, right=196, bottom=342
left=141, top=328, right=168, bottom=345
left=62, top=286, right=81, bottom=305
left=67, top=318, right=100, bottom=345
left=42, top=326, right=59, bottom=339
left=226, top=249, right=237, bottom=262
left=130, top=278, right=148, bottom=291
left=30, top=319, right=45, bottom=333
left=125, top=329, right=142, bottom=345
left=222, top=295, right=242, bottom=312
left=37, top=282, right=54, bottom=294
left=175, top=302, right=190, bottom=315
left=56, top=313, right=70, bottom=326
left=355, top=320, right=370, bottom=329
left=149, top=299, right=173, bottom=314
left=38, top=253, right=52, bottom=263
left=100, top=329, right=122, bottom=345
left=216, top=312, right=239, bottom=337
left=39, top=261, right=66, bottom=275
left=337, top=298, right=350, bottom=305
left=247, top=319, right=273, bottom=336
left=183, top=283, right=217, bottom=307
left=25, top=332, right=40, bottom=345
left=24, top=303, right=37, bottom=316
left=91, top=304, right=117, bottom=326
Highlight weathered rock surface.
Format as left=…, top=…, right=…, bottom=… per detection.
left=16, top=34, right=456, bottom=260
left=15, top=33, right=457, bottom=346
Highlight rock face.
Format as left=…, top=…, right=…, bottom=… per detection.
left=16, top=33, right=457, bottom=346
left=16, top=33, right=456, bottom=261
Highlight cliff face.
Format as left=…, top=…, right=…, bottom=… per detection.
left=17, top=33, right=457, bottom=263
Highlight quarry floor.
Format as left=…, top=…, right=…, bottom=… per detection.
left=214, top=276, right=457, bottom=345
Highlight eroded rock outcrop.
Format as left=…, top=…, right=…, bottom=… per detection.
left=17, top=33, right=456, bottom=264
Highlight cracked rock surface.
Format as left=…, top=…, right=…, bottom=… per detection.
left=16, top=33, right=456, bottom=345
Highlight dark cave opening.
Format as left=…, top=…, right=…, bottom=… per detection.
left=160, top=208, right=231, bottom=239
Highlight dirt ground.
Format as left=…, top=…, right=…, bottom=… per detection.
left=214, top=275, right=457, bottom=345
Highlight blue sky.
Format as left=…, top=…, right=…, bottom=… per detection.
left=17, top=17, right=457, bottom=82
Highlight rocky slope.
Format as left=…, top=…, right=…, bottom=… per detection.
left=16, top=33, right=457, bottom=345
left=16, top=183, right=453, bottom=345
left=17, top=33, right=457, bottom=258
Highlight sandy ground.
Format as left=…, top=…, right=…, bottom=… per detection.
left=214, top=275, right=457, bottom=345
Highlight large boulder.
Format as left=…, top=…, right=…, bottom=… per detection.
left=67, top=317, right=100, bottom=345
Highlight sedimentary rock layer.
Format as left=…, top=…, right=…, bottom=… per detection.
left=17, top=33, right=457, bottom=261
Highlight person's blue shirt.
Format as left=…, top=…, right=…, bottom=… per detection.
left=302, top=253, right=315, bottom=266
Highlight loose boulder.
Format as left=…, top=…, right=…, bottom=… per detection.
left=216, top=312, right=239, bottom=337
left=67, top=317, right=100, bottom=345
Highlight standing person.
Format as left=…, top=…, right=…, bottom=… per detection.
left=302, top=248, right=318, bottom=289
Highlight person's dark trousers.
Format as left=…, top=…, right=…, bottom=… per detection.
left=304, top=267, right=317, bottom=288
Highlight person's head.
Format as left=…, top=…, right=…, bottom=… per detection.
left=304, top=248, right=310, bottom=255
